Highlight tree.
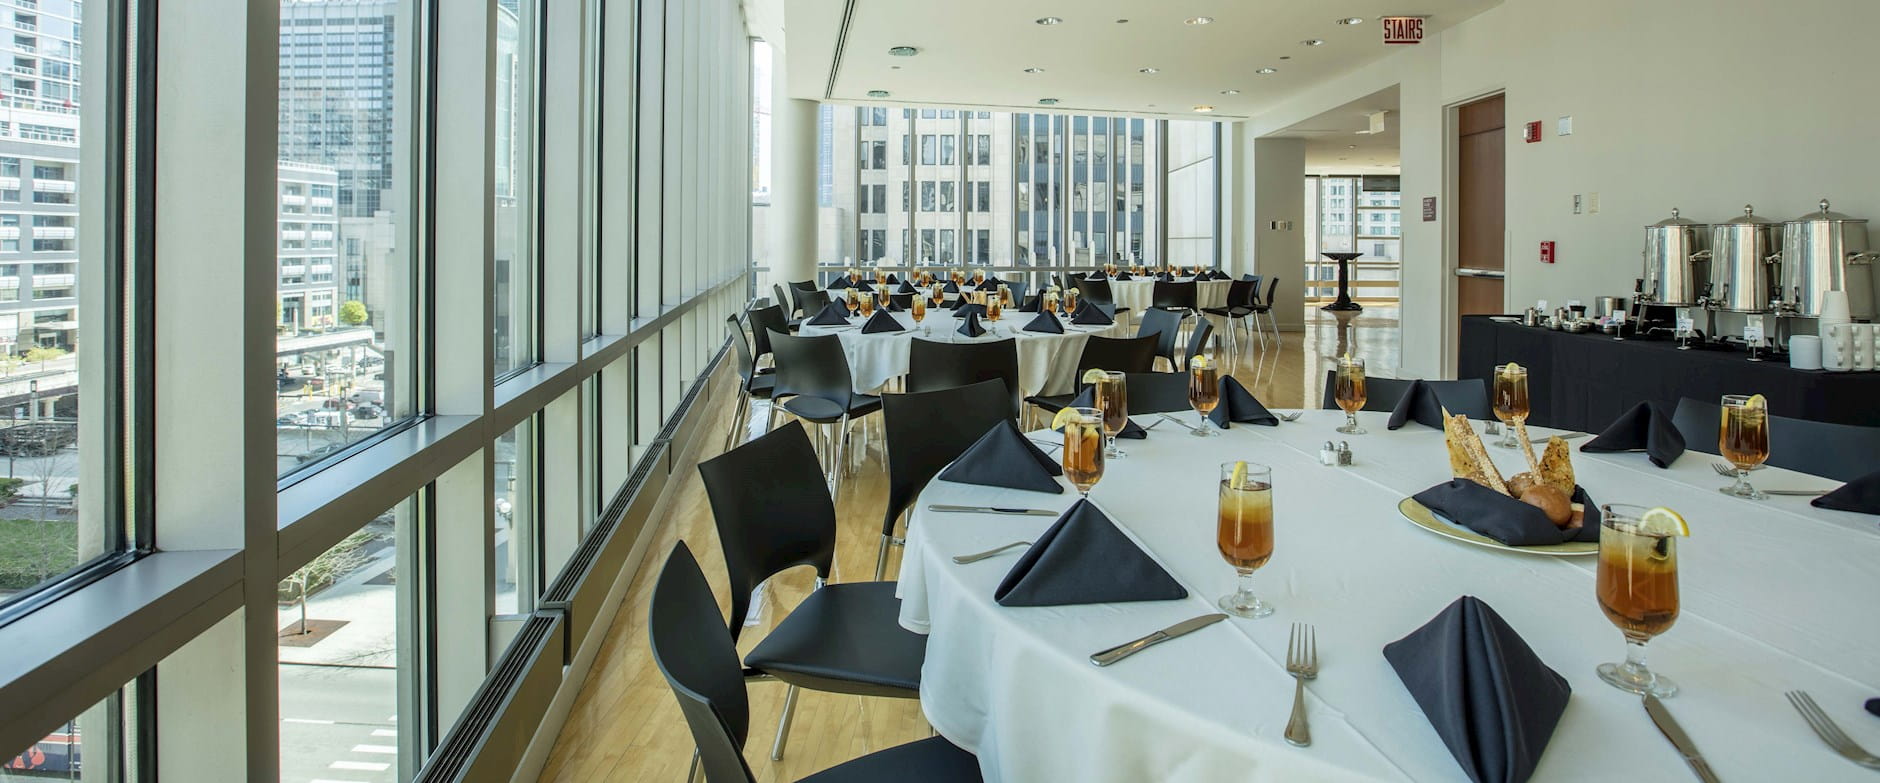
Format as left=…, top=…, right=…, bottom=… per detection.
left=22, top=346, right=66, bottom=370
left=338, top=300, right=369, bottom=326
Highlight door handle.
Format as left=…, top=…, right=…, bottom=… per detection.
left=1454, top=268, right=1506, bottom=279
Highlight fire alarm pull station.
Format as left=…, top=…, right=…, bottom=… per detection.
left=1524, top=121, right=1542, bottom=143
left=1540, top=241, right=1556, bottom=264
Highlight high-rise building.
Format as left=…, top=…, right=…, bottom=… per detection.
left=0, top=0, right=82, bottom=353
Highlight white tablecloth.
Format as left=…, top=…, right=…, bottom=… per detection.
left=797, top=307, right=1130, bottom=397
left=1107, top=277, right=1234, bottom=314
left=896, top=410, right=1880, bottom=782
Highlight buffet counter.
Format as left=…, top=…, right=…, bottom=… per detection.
left=1459, top=315, right=1880, bottom=430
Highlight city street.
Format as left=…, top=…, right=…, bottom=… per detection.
left=281, top=665, right=397, bottom=783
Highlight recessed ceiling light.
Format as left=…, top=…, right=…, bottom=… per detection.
left=1193, top=105, right=1215, bottom=113
left=1256, top=67, right=1277, bottom=74
left=1220, top=89, right=1241, bottom=95
left=1185, top=16, right=1213, bottom=25
left=1338, top=156, right=1349, bottom=160
left=1302, top=39, right=1326, bottom=46
left=1347, top=144, right=1358, bottom=149
left=1138, top=67, right=1159, bottom=74
left=1115, top=18, right=1129, bottom=24
left=1336, top=17, right=1365, bottom=25
left=891, top=65, right=902, bottom=70
left=1023, top=67, right=1045, bottom=74
left=1038, top=98, right=1060, bottom=105
left=1036, top=16, right=1062, bottom=25
left=866, top=90, right=890, bottom=98
left=888, top=45, right=920, bottom=57
left=1279, top=55, right=1292, bottom=60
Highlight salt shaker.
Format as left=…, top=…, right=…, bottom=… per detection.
left=1319, top=441, right=1338, bottom=466
left=1337, top=441, right=1354, bottom=466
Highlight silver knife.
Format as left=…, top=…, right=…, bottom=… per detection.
left=1642, top=694, right=1722, bottom=783
left=1763, top=488, right=1833, bottom=497
left=927, top=504, right=1060, bottom=517
left=1090, top=613, right=1228, bottom=667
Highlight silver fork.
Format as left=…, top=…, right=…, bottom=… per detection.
left=1284, top=623, right=1317, bottom=747
left=1710, top=461, right=1739, bottom=478
left=1787, top=690, right=1880, bottom=769
left=952, top=541, right=1033, bottom=564
left=1279, top=411, right=1304, bottom=422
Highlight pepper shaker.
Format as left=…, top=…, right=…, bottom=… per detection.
left=1337, top=441, right=1354, bottom=466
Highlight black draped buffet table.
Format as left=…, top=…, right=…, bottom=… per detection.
left=1458, top=315, right=1880, bottom=431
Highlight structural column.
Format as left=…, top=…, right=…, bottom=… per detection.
left=769, top=73, right=820, bottom=290
left=1247, top=135, right=1306, bottom=332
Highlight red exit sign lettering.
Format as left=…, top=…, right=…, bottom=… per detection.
left=1383, top=17, right=1424, bottom=44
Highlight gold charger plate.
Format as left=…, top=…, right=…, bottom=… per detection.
left=1396, top=497, right=1597, bottom=557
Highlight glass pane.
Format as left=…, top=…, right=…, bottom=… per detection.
left=279, top=497, right=411, bottom=782
left=276, top=0, right=415, bottom=476
left=494, top=418, right=536, bottom=615
left=495, top=0, right=539, bottom=375
left=2, top=688, right=130, bottom=781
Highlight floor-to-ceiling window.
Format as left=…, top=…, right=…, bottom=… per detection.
left=1305, top=175, right=1402, bottom=302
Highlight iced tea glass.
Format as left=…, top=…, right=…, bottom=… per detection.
left=1492, top=363, right=1530, bottom=449
left=1061, top=407, right=1105, bottom=497
left=1188, top=358, right=1221, bottom=436
left=844, top=287, right=860, bottom=316
left=1095, top=370, right=1129, bottom=459
left=1217, top=462, right=1276, bottom=618
left=1334, top=357, right=1367, bottom=434
left=910, top=294, right=926, bottom=324
left=857, top=291, right=875, bottom=318
left=1595, top=504, right=1680, bottom=697
left=1718, top=394, right=1769, bottom=500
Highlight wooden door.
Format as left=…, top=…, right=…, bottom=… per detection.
left=1455, top=94, right=1505, bottom=317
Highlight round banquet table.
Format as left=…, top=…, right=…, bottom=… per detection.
left=1108, top=277, right=1234, bottom=313
left=896, top=409, right=1880, bottom=782
left=795, top=306, right=1131, bottom=397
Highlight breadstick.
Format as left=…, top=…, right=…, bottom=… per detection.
left=1513, top=419, right=1543, bottom=478
left=1456, top=415, right=1510, bottom=495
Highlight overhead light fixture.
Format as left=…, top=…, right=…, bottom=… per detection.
left=1336, top=17, right=1365, bottom=25
left=1302, top=39, right=1326, bottom=46
left=1115, top=18, right=1130, bottom=24
left=1220, top=89, right=1241, bottom=95
left=888, top=46, right=920, bottom=57
left=1036, top=16, right=1062, bottom=25
left=1279, top=55, right=1292, bottom=60
left=1038, top=98, right=1060, bottom=105
left=1138, top=67, right=1159, bottom=74
left=1255, top=67, right=1277, bottom=74
left=1023, top=67, right=1045, bottom=74
left=1193, top=105, right=1215, bottom=113
left=1346, top=144, right=1358, bottom=149
left=866, top=89, right=890, bottom=98
left=1185, top=16, right=1213, bottom=25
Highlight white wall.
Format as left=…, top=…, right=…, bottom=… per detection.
left=1166, top=121, right=1218, bottom=269
left=1245, top=0, right=1880, bottom=379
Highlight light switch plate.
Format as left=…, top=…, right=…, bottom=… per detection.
left=1572, top=194, right=1583, bottom=214
left=1587, top=192, right=1599, bottom=213
left=1557, top=115, right=1573, bottom=136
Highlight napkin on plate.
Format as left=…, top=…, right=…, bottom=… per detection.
left=805, top=302, right=852, bottom=326
left=957, top=311, right=988, bottom=338
left=1114, top=271, right=1133, bottom=281
left=995, top=499, right=1187, bottom=606
left=1812, top=469, right=1880, bottom=515
left=1383, top=596, right=1572, bottom=783
left=1578, top=401, right=1686, bottom=468
left=1071, top=305, right=1115, bottom=326
left=860, top=309, right=904, bottom=334
left=943, top=280, right=961, bottom=293
left=954, top=303, right=988, bottom=320
left=1207, top=376, right=1279, bottom=428
left=1386, top=380, right=1449, bottom=431
left=1411, top=479, right=1600, bottom=546
left=828, top=277, right=852, bottom=290
left=1066, top=386, right=1147, bottom=438
left=1022, top=310, right=1065, bottom=334
left=936, top=419, right=1064, bottom=494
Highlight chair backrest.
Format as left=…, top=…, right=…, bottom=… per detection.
left=725, top=315, right=758, bottom=388
left=1259, top=278, right=1280, bottom=310
left=1124, top=371, right=1193, bottom=415
left=1004, top=279, right=1030, bottom=305
left=772, top=283, right=791, bottom=316
left=1077, top=277, right=1116, bottom=306
left=648, top=544, right=759, bottom=783
left=788, top=279, right=820, bottom=313
left=1184, top=319, right=1215, bottom=370
left=746, top=305, right=790, bottom=361
left=1317, top=371, right=1490, bottom=419
left=1152, top=280, right=1197, bottom=310
left=882, top=380, right=1014, bottom=535
left=697, top=421, right=837, bottom=641
left=1136, top=308, right=1185, bottom=366
left=906, top=339, right=1023, bottom=418
left=1671, top=397, right=1880, bottom=482
left=1224, top=280, right=1257, bottom=310
left=767, top=331, right=856, bottom=411
left=1077, top=334, right=1159, bottom=378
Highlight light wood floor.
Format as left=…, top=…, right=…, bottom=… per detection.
left=536, top=306, right=1401, bottom=782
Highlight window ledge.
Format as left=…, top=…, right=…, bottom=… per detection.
left=277, top=414, right=480, bottom=570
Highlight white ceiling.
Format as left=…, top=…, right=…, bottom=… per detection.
left=780, top=0, right=1497, bottom=121
left=1271, top=85, right=1401, bottom=174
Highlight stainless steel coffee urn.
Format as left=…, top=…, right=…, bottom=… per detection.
left=1641, top=208, right=1710, bottom=306
left=1709, top=205, right=1781, bottom=313
left=1781, top=199, right=1876, bottom=319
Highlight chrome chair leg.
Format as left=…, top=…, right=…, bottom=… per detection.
left=687, top=748, right=702, bottom=783
left=723, top=391, right=750, bottom=452
left=830, top=415, right=851, bottom=495
left=770, top=683, right=801, bottom=761
left=874, top=532, right=893, bottom=581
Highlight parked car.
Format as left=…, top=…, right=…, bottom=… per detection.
left=353, top=405, right=383, bottom=420
left=348, top=388, right=383, bottom=406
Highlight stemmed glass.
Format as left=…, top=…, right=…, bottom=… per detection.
left=1718, top=394, right=1770, bottom=499
left=1595, top=504, right=1682, bottom=697
left=909, top=294, right=926, bottom=324
left=857, top=291, right=875, bottom=318
left=1095, top=371, right=1129, bottom=459
left=1188, top=355, right=1221, bottom=436
left=1061, top=407, right=1106, bottom=497
left=1492, top=363, right=1530, bottom=449
left=844, top=287, right=861, bottom=318
left=1333, top=356, right=1367, bottom=434
left=1064, top=288, right=1081, bottom=316
left=1217, top=461, right=1276, bottom=618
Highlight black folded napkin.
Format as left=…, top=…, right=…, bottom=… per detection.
left=1066, top=387, right=1147, bottom=438
left=860, top=309, right=904, bottom=334
left=1383, top=596, right=1572, bottom=783
left=897, top=280, right=917, bottom=294
left=886, top=273, right=900, bottom=284
left=1088, top=272, right=1107, bottom=281
left=806, top=302, right=852, bottom=326
left=828, top=277, right=851, bottom=290
left=943, top=280, right=960, bottom=293
left=1579, top=401, right=1686, bottom=469
left=883, top=296, right=904, bottom=313
left=1022, top=310, right=1065, bottom=334
left=1017, top=294, right=1042, bottom=313
left=1114, top=272, right=1133, bottom=281
left=1208, top=376, right=1279, bottom=428
left=1411, top=479, right=1600, bottom=547
left=1867, top=697, right=1879, bottom=718
left=936, top=420, right=1064, bottom=494
left=956, top=311, right=988, bottom=338
left=1387, top=380, right=1449, bottom=431
left=1155, top=272, right=1174, bottom=282
left=954, top=303, right=987, bottom=320
left=995, top=499, right=1187, bottom=606
left=1812, top=469, right=1880, bottom=515
left=1071, top=305, right=1114, bottom=326
left=853, top=280, right=875, bottom=293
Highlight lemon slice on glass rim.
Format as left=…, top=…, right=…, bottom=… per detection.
left=1191, top=354, right=1212, bottom=370
left=1050, top=407, right=1081, bottom=431
left=1744, top=393, right=1767, bottom=409
left=1637, top=506, right=1690, bottom=537
left=1081, top=368, right=1108, bottom=385
left=1229, top=460, right=1249, bottom=489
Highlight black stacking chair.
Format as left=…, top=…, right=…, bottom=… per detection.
left=1124, top=371, right=1194, bottom=415
left=1004, top=279, right=1030, bottom=307
left=1318, top=371, right=1491, bottom=419
left=1151, top=280, right=1198, bottom=319
left=724, top=316, right=777, bottom=451
left=1077, top=277, right=1131, bottom=327
left=877, top=379, right=1014, bottom=579
left=1024, top=334, right=1159, bottom=426
left=696, top=423, right=931, bottom=763
left=1137, top=307, right=1186, bottom=372
left=1183, top=319, right=1215, bottom=371
left=906, top=338, right=1023, bottom=419
left=747, top=305, right=793, bottom=364
left=767, top=331, right=881, bottom=492
left=1246, top=278, right=1281, bottom=349
left=1201, top=279, right=1260, bottom=355
left=888, top=292, right=914, bottom=310
left=788, top=279, right=822, bottom=317
left=650, top=544, right=976, bottom=781
left=1670, top=398, right=1880, bottom=482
